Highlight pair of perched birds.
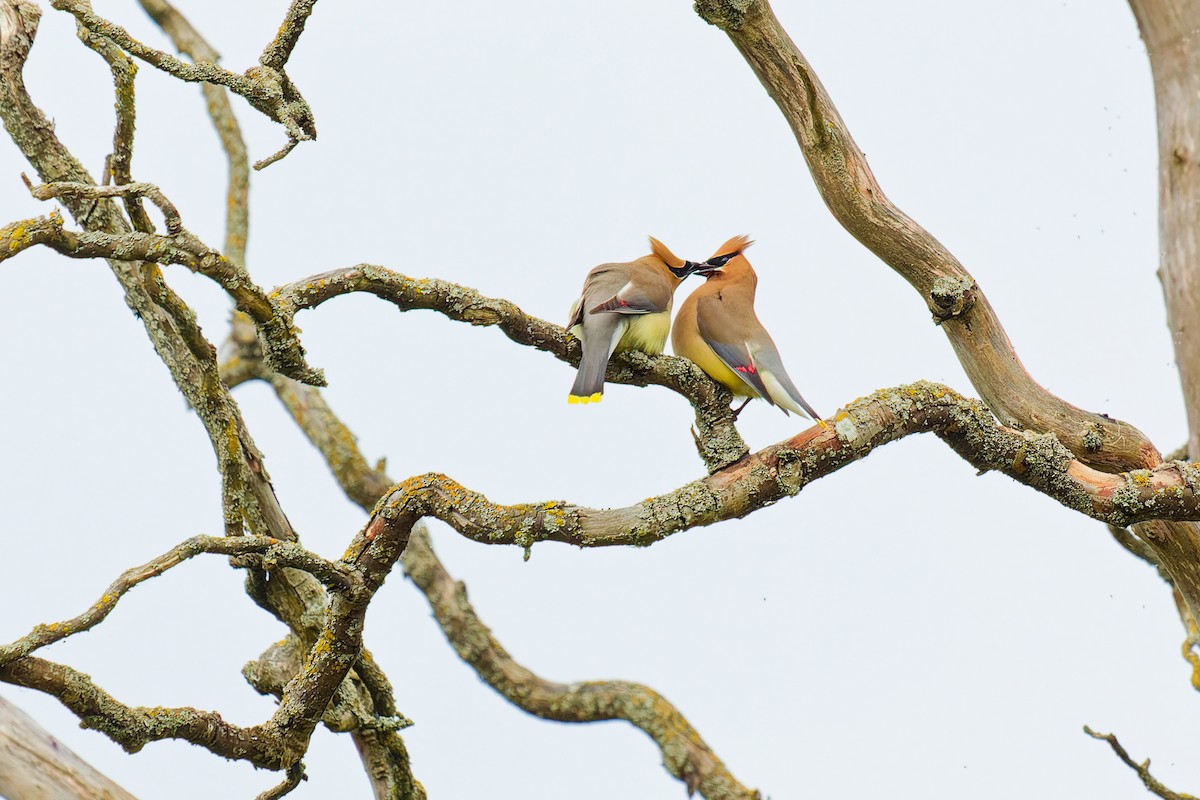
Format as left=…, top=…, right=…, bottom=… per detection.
left=566, top=235, right=821, bottom=421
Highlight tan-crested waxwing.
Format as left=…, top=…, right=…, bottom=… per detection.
left=672, top=235, right=824, bottom=422
left=566, top=237, right=699, bottom=404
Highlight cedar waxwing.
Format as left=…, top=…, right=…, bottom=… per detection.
left=672, top=235, right=823, bottom=421
left=566, top=237, right=698, bottom=404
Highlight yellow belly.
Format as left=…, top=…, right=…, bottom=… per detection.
left=616, top=310, right=671, bottom=355
left=674, top=328, right=756, bottom=398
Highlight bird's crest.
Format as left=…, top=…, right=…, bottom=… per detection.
left=710, top=235, right=754, bottom=260
left=648, top=236, right=686, bottom=268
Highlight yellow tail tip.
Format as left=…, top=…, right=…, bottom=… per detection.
left=817, top=418, right=828, bottom=429
left=567, top=392, right=604, bottom=405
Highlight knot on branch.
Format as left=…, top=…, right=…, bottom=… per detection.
left=929, top=275, right=976, bottom=322
left=693, top=0, right=756, bottom=31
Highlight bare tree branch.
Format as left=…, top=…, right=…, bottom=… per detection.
left=0, top=0, right=296, bottom=546
left=1128, top=0, right=1200, bottom=462
left=0, top=534, right=353, bottom=668
left=69, top=12, right=153, bottom=233
left=0, top=8, right=422, bottom=790
left=354, top=383, right=1200, bottom=558
left=16, top=178, right=323, bottom=385
left=127, top=9, right=422, bottom=791
left=136, top=0, right=248, bottom=264
left=0, top=656, right=277, bottom=766
left=231, top=352, right=757, bottom=800
left=689, top=0, right=1200, bottom=646
left=257, top=0, right=318, bottom=72
left=1084, top=726, right=1199, bottom=800
left=403, top=527, right=761, bottom=799
left=692, top=0, right=1158, bottom=475
left=271, top=265, right=750, bottom=472
left=1107, top=524, right=1163, bottom=569
left=48, top=0, right=315, bottom=165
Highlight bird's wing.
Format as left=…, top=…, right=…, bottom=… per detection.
left=569, top=264, right=629, bottom=329
left=695, top=306, right=774, bottom=403
left=589, top=279, right=671, bottom=316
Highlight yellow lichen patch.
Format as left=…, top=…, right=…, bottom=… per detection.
left=5, top=222, right=29, bottom=249
left=1132, top=471, right=1151, bottom=487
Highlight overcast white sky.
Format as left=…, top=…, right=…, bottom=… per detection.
left=1, top=1, right=1196, bottom=798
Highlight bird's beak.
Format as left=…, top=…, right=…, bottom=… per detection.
left=668, top=260, right=706, bottom=279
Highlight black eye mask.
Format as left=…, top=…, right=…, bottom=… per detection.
left=704, top=252, right=738, bottom=269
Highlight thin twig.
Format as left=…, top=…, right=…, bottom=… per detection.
left=0, top=535, right=355, bottom=667
left=28, top=178, right=182, bottom=233
left=253, top=135, right=298, bottom=171
left=256, top=762, right=306, bottom=800
left=1084, top=726, right=1198, bottom=800
left=136, top=0, right=249, bottom=263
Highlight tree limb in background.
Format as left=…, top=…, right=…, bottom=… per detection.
left=136, top=0, right=248, bottom=264
left=220, top=350, right=760, bottom=800
left=70, top=11, right=153, bottom=233
left=403, top=527, right=759, bottom=800
left=0, top=696, right=138, bottom=800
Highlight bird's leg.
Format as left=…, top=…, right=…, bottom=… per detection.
left=731, top=398, right=752, bottom=419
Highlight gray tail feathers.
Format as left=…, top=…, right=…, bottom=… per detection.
left=569, top=340, right=610, bottom=400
